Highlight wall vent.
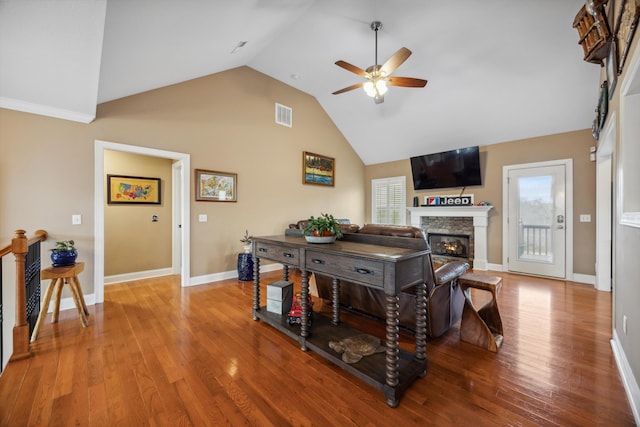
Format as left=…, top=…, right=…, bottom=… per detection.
left=275, top=103, right=292, bottom=127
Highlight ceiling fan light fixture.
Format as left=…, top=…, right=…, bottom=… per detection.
left=363, top=78, right=387, bottom=97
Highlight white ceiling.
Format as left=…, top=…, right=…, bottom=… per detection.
left=0, top=0, right=600, bottom=165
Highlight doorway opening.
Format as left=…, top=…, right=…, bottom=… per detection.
left=94, top=140, right=191, bottom=304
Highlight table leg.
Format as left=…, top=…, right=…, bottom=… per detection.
left=252, top=256, right=261, bottom=320
left=283, top=265, right=289, bottom=282
left=68, top=278, right=89, bottom=328
left=31, top=278, right=57, bottom=342
left=414, top=281, right=427, bottom=362
left=51, top=278, right=64, bottom=323
left=385, top=294, right=400, bottom=407
left=70, top=276, right=89, bottom=316
left=300, top=270, right=309, bottom=351
left=331, top=277, right=340, bottom=326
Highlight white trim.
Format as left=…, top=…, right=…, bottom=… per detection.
left=571, top=273, right=596, bottom=285
left=188, top=263, right=283, bottom=287
left=486, top=263, right=504, bottom=272
left=94, top=140, right=191, bottom=304
left=502, top=159, right=574, bottom=280
left=45, top=293, right=96, bottom=313
left=620, top=212, right=640, bottom=228
left=611, top=331, right=640, bottom=425
left=104, top=268, right=173, bottom=285
left=0, top=97, right=95, bottom=123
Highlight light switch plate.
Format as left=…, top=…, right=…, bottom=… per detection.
left=579, top=214, right=591, bottom=222
left=198, top=214, right=207, bottom=222
left=72, top=214, right=82, bottom=225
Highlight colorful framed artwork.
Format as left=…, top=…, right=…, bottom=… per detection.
left=107, top=175, right=161, bottom=204
left=195, top=169, right=237, bottom=202
left=303, top=151, right=335, bottom=186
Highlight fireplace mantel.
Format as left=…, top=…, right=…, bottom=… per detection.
left=407, top=206, right=493, bottom=270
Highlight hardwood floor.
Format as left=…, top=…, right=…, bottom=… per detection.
left=0, top=270, right=635, bottom=426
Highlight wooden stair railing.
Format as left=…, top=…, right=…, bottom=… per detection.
left=0, top=229, right=47, bottom=363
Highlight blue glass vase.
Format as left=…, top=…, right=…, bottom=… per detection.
left=237, top=253, right=254, bottom=281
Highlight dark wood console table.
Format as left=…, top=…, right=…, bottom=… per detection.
left=251, top=233, right=431, bottom=407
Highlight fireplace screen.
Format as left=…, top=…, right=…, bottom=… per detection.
left=428, top=233, right=470, bottom=258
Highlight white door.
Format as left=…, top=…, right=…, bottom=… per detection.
left=505, top=162, right=568, bottom=278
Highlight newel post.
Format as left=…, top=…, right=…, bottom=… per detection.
left=9, top=229, right=31, bottom=361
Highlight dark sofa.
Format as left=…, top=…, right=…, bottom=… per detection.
left=289, top=222, right=470, bottom=338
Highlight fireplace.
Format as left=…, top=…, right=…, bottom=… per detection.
left=408, top=206, right=493, bottom=270
left=428, top=233, right=470, bottom=258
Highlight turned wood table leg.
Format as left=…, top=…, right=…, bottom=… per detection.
left=300, top=270, right=309, bottom=351
left=252, top=256, right=261, bottom=320
left=331, top=277, right=340, bottom=326
left=385, top=294, right=400, bottom=407
left=414, top=281, right=427, bottom=363
left=283, top=265, right=289, bottom=282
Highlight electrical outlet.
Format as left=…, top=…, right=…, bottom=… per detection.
left=623, top=315, right=628, bottom=335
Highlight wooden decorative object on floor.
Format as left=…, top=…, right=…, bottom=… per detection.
left=459, top=273, right=503, bottom=352
left=31, top=261, right=89, bottom=342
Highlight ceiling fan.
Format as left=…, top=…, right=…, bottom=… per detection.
left=332, top=21, right=428, bottom=104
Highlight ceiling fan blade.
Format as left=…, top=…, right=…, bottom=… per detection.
left=335, top=60, right=368, bottom=77
left=388, top=76, right=428, bottom=88
left=379, top=47, right=412, bottom=76
left=332, top=82, right=364, bottom=95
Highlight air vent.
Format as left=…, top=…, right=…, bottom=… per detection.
left=275, top=103, right=292, bottom=127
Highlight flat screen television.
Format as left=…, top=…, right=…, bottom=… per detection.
left=410, top=146, right=482, bottom=190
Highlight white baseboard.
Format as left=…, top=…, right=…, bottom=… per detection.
left=188, top=263, right=283, bottom=287
left=104, top=268, right=173, bottom=285
left=486, top=263, right=504, bottom=272
left=611, top=331, right=640, bottom=425
left=571, top=273, right=596, bottom=285
left=46, top=293, right=96, bottom=312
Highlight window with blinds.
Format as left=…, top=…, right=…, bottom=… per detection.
left=371, top=176, right=406, bottom=225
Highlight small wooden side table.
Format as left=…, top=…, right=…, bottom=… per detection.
left=459, top=273, right=504, bottom=352
left=31, top=262, right=89, bottom=342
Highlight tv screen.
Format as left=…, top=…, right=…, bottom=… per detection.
left=410, top=146, right=482, bottom=190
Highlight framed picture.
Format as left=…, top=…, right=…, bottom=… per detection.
left=607, top=39, right=618, bottom=99
left=107, top=175, right=161, bottom=204
left=616, top=0, right=640, bottom=74
left=303, top=151, right=335, bottom=186
left=195, top=169, right=237, bottom=202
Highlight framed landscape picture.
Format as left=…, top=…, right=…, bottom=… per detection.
left=195, top=169, right=237, bottom=202
left=107, top=175, right=161, bottom=204
left=303, top=151, right=335, bottom=186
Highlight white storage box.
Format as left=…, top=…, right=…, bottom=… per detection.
left=266, top=280, right=293, bottom=314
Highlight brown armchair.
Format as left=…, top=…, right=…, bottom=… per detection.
left=313, top=224, right=469, bottom=338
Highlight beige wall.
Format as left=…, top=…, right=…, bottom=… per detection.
left=104, top=151, right=173, bottom=276
left=0, top=66, right=366, bottom=292
left=365, top=129, right=596, bottom=275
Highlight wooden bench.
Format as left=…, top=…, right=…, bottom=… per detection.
left=458, top=273, right=504, bottom=352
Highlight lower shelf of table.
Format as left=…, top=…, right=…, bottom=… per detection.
left=253, top=306, right=427, bottom=406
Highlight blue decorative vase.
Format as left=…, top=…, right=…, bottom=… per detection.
left=237, top=253, right=254, bottom=281
left=51, top=249, right=77, bottom=267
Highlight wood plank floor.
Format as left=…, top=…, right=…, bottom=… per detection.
left=0, top=270, right=635, bottom=426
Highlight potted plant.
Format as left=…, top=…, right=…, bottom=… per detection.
left=237, top=230, right=254, bottom=281
left=303, top=213, right=343, bottom=242
left=50, top=240, right=78, bottom=267
left=240, top=229, right=253, bottom=254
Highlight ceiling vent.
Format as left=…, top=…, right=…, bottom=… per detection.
left=275, top=103, right=292, bottom=127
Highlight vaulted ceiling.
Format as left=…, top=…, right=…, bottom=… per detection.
left=0, top=0, right=600, bottom=165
